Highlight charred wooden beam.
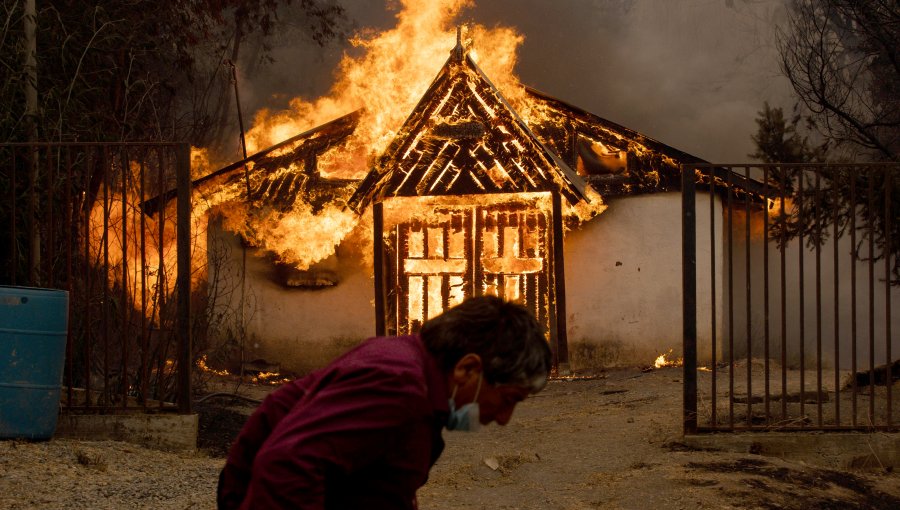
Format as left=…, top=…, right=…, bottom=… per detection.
left=551, top=191, right=569, bottom=370
left=373, top=202, right=386, bottom=336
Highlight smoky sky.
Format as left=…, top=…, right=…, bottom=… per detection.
left=233, top=0, right=795, bottom=164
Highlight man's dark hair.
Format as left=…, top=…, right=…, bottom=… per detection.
left=420, top=295, right=552, bottom=392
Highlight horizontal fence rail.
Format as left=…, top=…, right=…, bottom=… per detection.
left=1, top=142, right=192, bottom=414
left=683, top=163, right=898, bottom=433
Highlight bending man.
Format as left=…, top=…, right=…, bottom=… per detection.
left=217, top=295, right=552, bottom=509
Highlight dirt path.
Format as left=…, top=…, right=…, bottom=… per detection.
left=1, top=367, right=898, bottom=509
left=419, top=367, right=900, bottom=509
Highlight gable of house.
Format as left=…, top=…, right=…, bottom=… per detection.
left=348, top=43, right=591, bottom=212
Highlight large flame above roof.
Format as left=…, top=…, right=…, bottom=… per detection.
left=244, top=0, right=527, bottom=180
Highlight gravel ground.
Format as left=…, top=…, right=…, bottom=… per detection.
left=2, top=367, right=899, bottom=509
left=0, top=439, right=221, bottom=509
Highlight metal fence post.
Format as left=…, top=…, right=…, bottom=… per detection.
left=682, top=165, right=698, bottom=434
left=176, top=143, right=192, bottom=414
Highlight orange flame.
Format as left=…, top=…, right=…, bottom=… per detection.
left=653, top=349, right=683, bottom=369
left=86, top=157, right=210, bottom=318
left=244, top=0, right=527, bottom=180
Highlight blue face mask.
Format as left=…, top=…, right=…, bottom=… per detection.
left=446, top=373, right=483, bottom=432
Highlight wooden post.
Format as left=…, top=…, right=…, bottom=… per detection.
left=551, top=192, right=570, bottom=373
left=373, top=202, right=386, bottom=336
left=176, top=144, right=192, bottom=414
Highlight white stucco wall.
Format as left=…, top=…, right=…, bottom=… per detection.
left=207, top=214, right=375, bottom=375
left=727, top=209, right=900, bottom=370
left=564, top=192, right=723, bottom=368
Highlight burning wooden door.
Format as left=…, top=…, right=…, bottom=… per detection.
left=381, top=193, right=553, bottom=337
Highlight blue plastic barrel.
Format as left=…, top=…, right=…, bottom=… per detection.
left=0, top=286, right=69, bottom=439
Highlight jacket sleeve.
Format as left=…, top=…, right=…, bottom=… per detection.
left=217, top=379, right=310, bottom=510
left=238, top=367, right=426, bottom=510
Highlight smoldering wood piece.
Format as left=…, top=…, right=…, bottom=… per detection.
left=374, top=202, right=386, bottom=336
left=496, top=210, right=507, bottom=258
left=397, top=224, right=411, bottom=334
left=421, top=274, right=430, bottom=323
left=384, top=227, right=399, bottom=336
left=460, top=209, right=473, bottom=299
left=732, top=391, right=831, bottom=404
left=462, top=167, right=491, bottom=193
left=271, top=173, right=303, bottom=207
left=413, top=142, right=462, bottom=196
left=482, top=140, right=530, bottom=191
left=433, top=160, right=464, bottom=194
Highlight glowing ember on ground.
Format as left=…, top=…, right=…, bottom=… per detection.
left=653, top=350, right=683, bottom=369
left=252, top=372, right=292, bottom=385
left=196, top=355, right=230, bottom=376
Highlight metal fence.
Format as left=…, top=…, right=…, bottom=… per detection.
left=682, top=163, right=897, bottom=433
left=1, top=142, right=192, bottom=414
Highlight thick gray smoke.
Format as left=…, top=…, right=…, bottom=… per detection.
left=233, top=0, right=794, bottom=164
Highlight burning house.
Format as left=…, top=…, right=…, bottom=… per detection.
left=173, top=30, right=770, bottom=376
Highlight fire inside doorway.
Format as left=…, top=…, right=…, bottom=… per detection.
left=380, top=193, right=555, bottom=337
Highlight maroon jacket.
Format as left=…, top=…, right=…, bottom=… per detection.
left=217, top=335, right=450, bottom=509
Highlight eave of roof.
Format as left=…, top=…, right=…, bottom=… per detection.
left=524, top=87, right=773, bottom=202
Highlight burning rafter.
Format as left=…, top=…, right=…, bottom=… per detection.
left=349, top=44, right=591, bottom=212
left=524, top=88, right=771, bottom=204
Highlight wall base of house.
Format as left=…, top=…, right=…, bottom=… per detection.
left=55, top=412, right=198, bottom=452
left=684, top=432, right=900, bottom=470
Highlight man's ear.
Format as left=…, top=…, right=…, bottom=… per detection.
left=451, top=353, right=483, bottom=385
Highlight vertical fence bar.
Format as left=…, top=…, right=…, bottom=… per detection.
left=682, top=165, right=697, bottom=435
left=814, top=168, right=823, bottom=427
left=884, top=167, right=892, bottom=427
left=155, top=149, right=167, bottom=404
left=780, top=166, right=788, bottom=422
left=710, top=166, right=718, bottom=429
left=103, top=146, right=111, bottom=405
left=83, top=147, right=93, bottom=406
left=763, top=165, right=770, bottom=426
left=850, top=168, right=858, bottom=426
left=28, top=144, right=37, bottom=284
left=744, top=165, right=752, bottom=427
left=833, top=166, right=841, bottom=426
left=727, top=168, right=734, bottom=429
left=45, top=147, right=54, bottom=287
left=176, top=144, right=192, bottom=414
left=10, top=148, right=17, bottom=285
left=140, top=153, right=149, bottom=408
left=798, top=170, right=806, bottom=428
left=65, top=146, right=74, bottom=407
left=121, top=148, right=130, bottom=408
left=868, top=169, right=876, bottom=425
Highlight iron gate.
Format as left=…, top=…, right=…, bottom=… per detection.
left=682, top=163, right=897, bottom=433
left=1, top=142, right=193, bottom=414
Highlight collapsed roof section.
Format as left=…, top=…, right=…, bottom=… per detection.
left=197, top=112, right=361, bottom=214
left=141, top=112, right=361, bottom=216
left=524, top=88, right=770, bottom=203
left=347, top=41, right=593, bottom=213
left=143, top=46, right=770, bottom=229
